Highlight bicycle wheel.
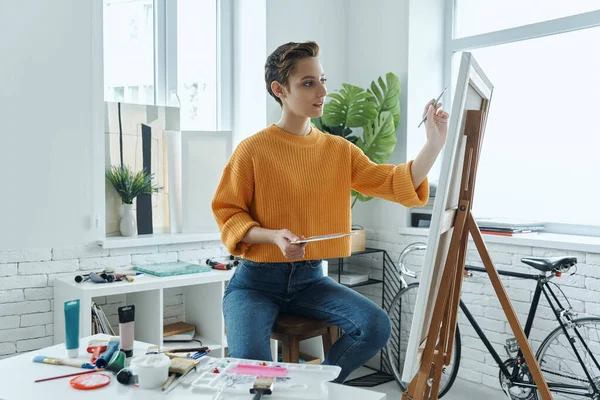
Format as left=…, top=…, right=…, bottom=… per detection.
left=535, top=317, right=600, bottom=400
left=384, top=282, right=461, bottom=397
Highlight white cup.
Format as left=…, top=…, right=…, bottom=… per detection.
left=129, top=354, right=171, bottom=389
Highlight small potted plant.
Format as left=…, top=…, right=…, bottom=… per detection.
left=105, top=165, right=161, bottom=237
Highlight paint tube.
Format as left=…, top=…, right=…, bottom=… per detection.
left=95, top=337, right=119, bottom=368
left=64, top=300, right=80, bottom=358
left=118, top=305, right=135, bottom=357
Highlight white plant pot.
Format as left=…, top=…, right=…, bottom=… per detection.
left=120, top=203, right=137, bottom=237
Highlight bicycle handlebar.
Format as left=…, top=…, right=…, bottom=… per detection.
left=397, top=242, right=426, bottom=278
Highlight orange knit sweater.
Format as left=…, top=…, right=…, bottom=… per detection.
left=212, top=124, right=429, bottom=262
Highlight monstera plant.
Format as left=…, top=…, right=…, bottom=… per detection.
left=312, top=72, right=401, bottom=208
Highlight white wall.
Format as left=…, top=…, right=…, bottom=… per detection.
left=0, top=0, right=103, bottom=250
left=339, top=0, right=445, bottom=232
left=232, top=0, right=268, bottom=146
left=265, top=0, right=348, bottom=125
left=345, top=0, right=412, bottom=232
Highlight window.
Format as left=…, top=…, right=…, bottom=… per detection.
left=103, top=0, right=155, bottom=104
left=177, top=0, right=218, bottom=130
left=455, top=0, right=600, bottom=38
left=448, top=5, right=600, bottom=232
left=101, top=0, right=232, bottom=238
left=103, top=0, right=228, bottom=129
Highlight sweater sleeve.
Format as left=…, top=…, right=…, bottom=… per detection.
left=350, top=144, right=429, bottom=207
left=211, top=147, right=260, bottom=255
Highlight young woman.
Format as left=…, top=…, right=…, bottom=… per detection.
left=212, top=41, right=448, bottom=383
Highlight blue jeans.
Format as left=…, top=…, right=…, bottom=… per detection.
left=223, top=259, right=391, bottom=383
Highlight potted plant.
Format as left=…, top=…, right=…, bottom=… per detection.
left=312, top=72, right=401, bottom=251
left=105, top=165, right=161, bottom=237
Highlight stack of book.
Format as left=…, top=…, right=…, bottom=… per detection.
left=338, top=271, right=369, bottom=286
left=163, top=322, right=196, bottom=342
left=476, top=218, right=544, bottom=236
left=91, top=303, right=115, bottom=335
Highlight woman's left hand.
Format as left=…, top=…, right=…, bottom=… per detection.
left=423, top=100, right=449, bottom=148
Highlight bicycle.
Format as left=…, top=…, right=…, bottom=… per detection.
left=386, top=242, right=600, bottom=399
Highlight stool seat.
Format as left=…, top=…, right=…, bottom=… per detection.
left=270, top=314, right=338, bottom=364
left=272, top=315, right=332, bottom=336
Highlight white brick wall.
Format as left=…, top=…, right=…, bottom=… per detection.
left=351, top=231, right=600, bottom=393
left=0, top=241, right=227, bottom=359
left=2, top=231, right=599, bottom=394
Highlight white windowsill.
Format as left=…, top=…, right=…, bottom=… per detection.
left=99, top=232, right=221, bottom=249
left=398, top=227, right=600, bottom=254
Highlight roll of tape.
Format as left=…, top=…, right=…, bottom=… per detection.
left=129, top=354, right=171, bottom=389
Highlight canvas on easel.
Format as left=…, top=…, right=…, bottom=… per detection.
left=401, top=52, right=552, bottom=400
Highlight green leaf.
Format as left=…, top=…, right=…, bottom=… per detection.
left=311, top=117, right=354, bottom=139
left=310, top=117, right=324, bottom=131
left=368, top=72, right=401, bottom=129
left=105, top=164, right=161, bottom=204
left=352, top=190, right=373, bottom=203
left=322, top=83, right=378, bottom=128
left=356, top=111, right=397, bottom=164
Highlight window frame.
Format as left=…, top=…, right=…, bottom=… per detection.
left=98, top=0, right=233, bottom=240
left=443, top=3, right=600, bottom=237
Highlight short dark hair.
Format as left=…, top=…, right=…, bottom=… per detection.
left=265, top=41, right=320, bottom=106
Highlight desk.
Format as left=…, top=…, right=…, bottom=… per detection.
left=0, top=334, right=386, bottom=400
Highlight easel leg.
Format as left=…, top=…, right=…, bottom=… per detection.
left=430, top=305, right=452, bottom=400
left=403, top=379, right=417, bottom=400
left=468, top=213, right=552, bottom=400
left=407, top=202, right=470, bottom=400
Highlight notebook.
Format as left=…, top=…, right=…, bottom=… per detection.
left=133, top=262, right=211, bottom=277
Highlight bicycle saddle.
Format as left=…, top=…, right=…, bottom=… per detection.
left=521, top=256, right=577, bottom=272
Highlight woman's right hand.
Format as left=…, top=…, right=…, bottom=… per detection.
left=272, top=229, right=307, bottom=259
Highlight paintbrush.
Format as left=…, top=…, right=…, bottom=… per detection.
left=35, top=368, right=104, bottom=383
left=32, top=355, right=95, bottom=369
left=249, top=376, right=275, bottom=400
left=418, top=85, right=448, bottom=128
left=161, top=357, right=200, bottom=392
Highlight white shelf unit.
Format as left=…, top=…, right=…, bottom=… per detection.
left=54, top=261, right=330, bottom=362
left=53, top=269, right=234, bottom=357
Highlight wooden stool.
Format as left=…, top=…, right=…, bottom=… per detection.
left=270, top=314, right=338, bottom=363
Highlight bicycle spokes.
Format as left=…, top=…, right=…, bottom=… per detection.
left=537, top=318, right=600, bottom=399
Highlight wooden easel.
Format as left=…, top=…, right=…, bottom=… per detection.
left=402, top=110, right=552, bottom=400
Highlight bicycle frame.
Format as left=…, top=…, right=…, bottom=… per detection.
left=462, top=264, right=600, bottom=398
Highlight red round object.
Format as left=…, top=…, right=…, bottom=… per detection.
left=70, top=373, right=111, bottom=390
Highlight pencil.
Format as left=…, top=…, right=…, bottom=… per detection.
left=34, top=368, right=104, bottom=383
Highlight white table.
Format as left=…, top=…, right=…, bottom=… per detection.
left=0, top=334, right=386, bottom=400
